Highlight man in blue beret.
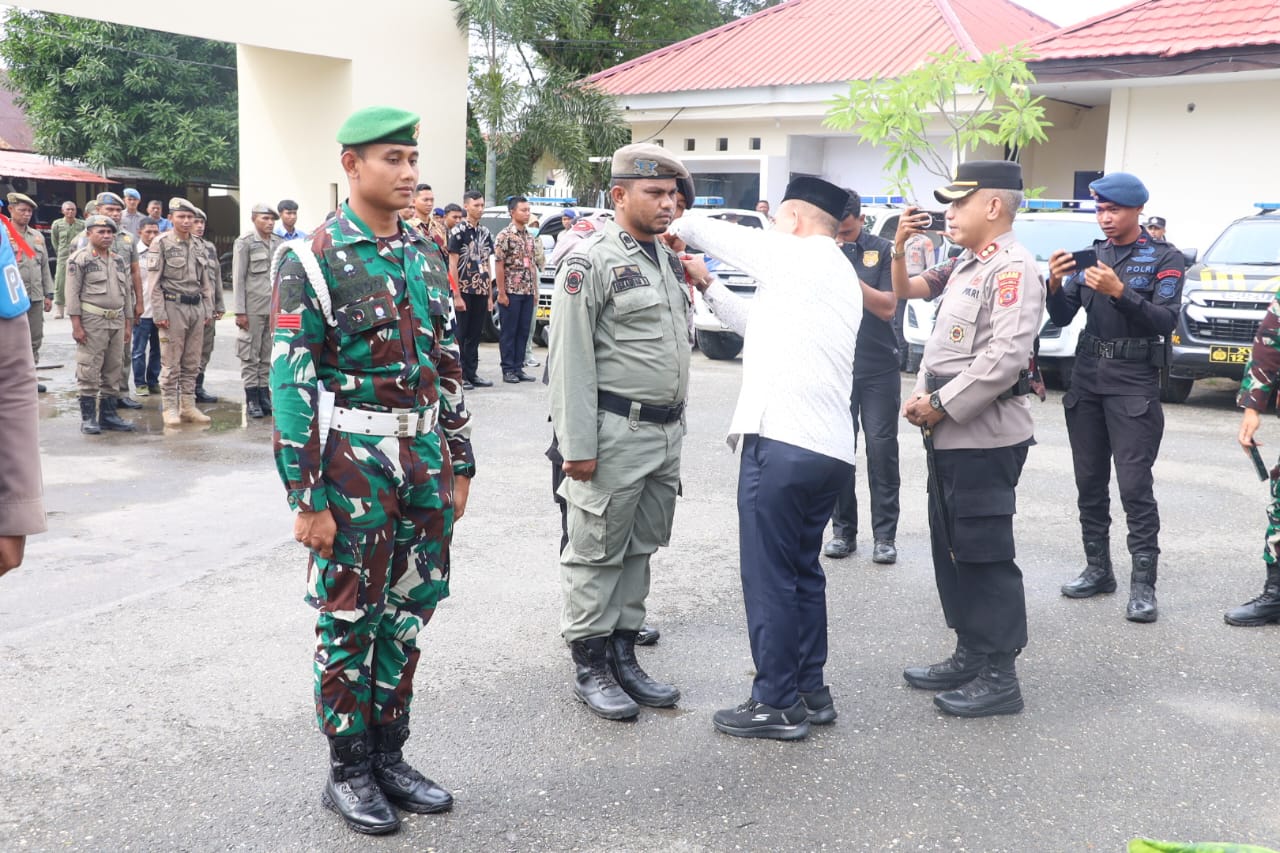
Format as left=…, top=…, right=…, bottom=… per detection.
left=1046, top=172, right=1185, bottom=623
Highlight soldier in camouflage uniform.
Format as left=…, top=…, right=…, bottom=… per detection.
left=192, top=208, right=224, bottom=404
left=7, top=194, right=53, bottom=393
left=270, top=106, right=473, bottom=836
left=1228, top=298, right=1280, bottom=626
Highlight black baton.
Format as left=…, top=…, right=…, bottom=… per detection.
left=922, top=425, right=955, bottom=562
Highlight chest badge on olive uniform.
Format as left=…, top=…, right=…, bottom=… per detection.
left=862, top=249, right=879, bottom=267
left=996, top=269, right=1022, bottom=307
left=611, top=264, right=650, bottom=293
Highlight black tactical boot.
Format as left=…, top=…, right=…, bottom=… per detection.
left=321, top=733, right=400, bottom=835
left=245, top=386, right=264, bottom=419
left=903, top=636, right=987, bottom=690
left=194, top=372, right=218, bottom=403
left=933, top=650, right=1024, bottom=717
left=570, top=637, right=640, bottom=720
left=258, top=386, right=272, bottom=415
left=1126, top=553, right=1159, bottom=623
left=1061, top=538, right=1116, bottom=598
left=79, top=395, right=101, bottom=435
left=607, top=629, right=680, bottom=708
left=635, top=624, right=660, bottom=646
left=115, top=394, right=143, bottom=409
left=1224, top=564, right=1280, bottom=626
left=98, top=397, right=136, bottom=432
left=369, top=716, right=453, bottom=814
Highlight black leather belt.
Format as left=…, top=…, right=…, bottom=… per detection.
left=926, top=370, right=1032, bottom=400
left=163, top=291, right=202, bottom=305
left=1078, top=332, right=1165, bottom=364
left=598, top=390, right=684, bottom=424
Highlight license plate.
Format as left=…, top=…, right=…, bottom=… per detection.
left=1209, top=344, right=1251, bottom=365
left=536, top=306, right=550, bottom=320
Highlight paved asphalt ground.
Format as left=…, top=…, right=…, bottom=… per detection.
left=2, top=315, right=1278, bottom=852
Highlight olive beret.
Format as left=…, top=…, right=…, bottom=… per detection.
left=336, top=106, right=420, bottom=147
left=84, top=214, right=117, bottom=232
left=250, top=202, right=279, bottom=219
left=610, top=143, right=689, bottom=183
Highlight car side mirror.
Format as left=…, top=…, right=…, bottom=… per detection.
left=1181, top=247, right=1198, bottom=264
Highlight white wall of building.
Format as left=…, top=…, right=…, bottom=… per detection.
left=1019, top=99, right=1110, bottom=199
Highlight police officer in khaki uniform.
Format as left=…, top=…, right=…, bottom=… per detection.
left=232, top=202, right=282, bottom=417
left=66, top=215, right=137, bottom=435
left=192, top=207, right=224, bottom=404
left=548, top=143, right=692, bottom=722
left=891, top=161, right=1045, bottom=718
left=79, top=192, right=146, bottom=410
left=147, top=197, right=213, bottom=427
left=7, top=193, right=54, bottom=393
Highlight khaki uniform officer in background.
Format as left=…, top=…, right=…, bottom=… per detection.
left=8, top=193, right=54, bottom=393
left=232, top=202, right=282, bottom=418
left=192, top=207, right=224, bottom=405
left=548, top=143, right=692, bottom=722
left=147, top=197, right=213, bottom=427
left=66, top=215, right=137, bottom=435
left=82, top=191, right=145, bottom=411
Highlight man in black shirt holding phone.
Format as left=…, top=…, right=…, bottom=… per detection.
left=1045, top=172, right=1184, bottom=623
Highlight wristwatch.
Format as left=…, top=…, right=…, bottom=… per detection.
left=929, top=391, right=946, bottom=413
left=890, top=245, right=906, bottom=260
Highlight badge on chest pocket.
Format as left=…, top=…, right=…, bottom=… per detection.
left=335, top=292, right=397, bottom=336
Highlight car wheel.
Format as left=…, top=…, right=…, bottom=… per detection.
left=696, top=330, right=743, bottom=360
left=1159, top=368, right=1193, bottom=404
left=482, top=303, right=500, bottom=343
left=904, top=346, right=922, bottom=374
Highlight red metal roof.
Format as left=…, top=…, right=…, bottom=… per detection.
left=584, top=0, right=1055, bottom=96
left=1031, top=0, right=1280, bottom=60
left=0, top=150, right=113, bottom=184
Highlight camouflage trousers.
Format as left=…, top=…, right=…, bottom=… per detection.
left=1264, top=475, right=1280, bottom=568
left=308, top=426, right=455, bottom=737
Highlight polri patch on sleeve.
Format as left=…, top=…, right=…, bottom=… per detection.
left=1157, top=268, right=1182, bottom=298
left=996, top=268, right=1022, bottom=307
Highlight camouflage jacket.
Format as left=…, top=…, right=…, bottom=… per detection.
left=1239, top=295, right=1280, bottom=411
left=270, top=203, right=474, bottom=514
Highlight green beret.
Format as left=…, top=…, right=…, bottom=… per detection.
left=336, top=106, right=420, bottom=147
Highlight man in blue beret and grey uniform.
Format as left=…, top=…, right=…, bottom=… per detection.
left=1045, top=172, right=1183, bottom=624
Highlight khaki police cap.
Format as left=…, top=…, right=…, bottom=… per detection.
left=250, top=202, right=280, bottom=219
left=96, top=191, right=125, bottom=208
left=6, top=192, right=36, bottom=210
left=192, top=206, right=207, bottom=221
left=169, top=197, right=199, bottom=215
left=84, top=201, right=99, bottom=215
left=610, top=143, right=689, bottom=183
left=85, top=214, right=117, bottom=232
left=336, top=106, right=420, bottom=147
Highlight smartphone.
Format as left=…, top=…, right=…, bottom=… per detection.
left=1070, top=248, right=1098, bottom=270
left=1251, top=442, right=1270, bottom=481
left=923, top=211, right=948, bottom=232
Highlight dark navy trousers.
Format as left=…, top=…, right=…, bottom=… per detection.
left=738, top=435, right=852, bottom=709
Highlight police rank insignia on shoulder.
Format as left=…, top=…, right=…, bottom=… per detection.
left=862, top=249, right=880, bottom=267
left=979, top=242, right=999, bottom=260
left=619, top=231, right=639, bottom=252
left=996, top=269, right=1022, bottom=307
left=611, top=264, right=650, bottom=293
left=667, top=253, right=684, bottom=280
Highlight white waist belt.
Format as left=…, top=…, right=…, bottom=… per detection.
left=330, top=402, right=439, bottom=438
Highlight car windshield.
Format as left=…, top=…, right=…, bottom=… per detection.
left=1204, top=219, right=1280, bottom=265
left=684, top=213, right=761, bottom=256
left=1012, top=218, right=1104, bottom=262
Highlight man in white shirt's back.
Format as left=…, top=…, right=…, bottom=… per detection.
left=668, top=176, right=862, bottom=741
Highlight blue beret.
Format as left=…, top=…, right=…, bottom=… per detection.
left=1089, top=172, right=1149, bottom=208
left=562, top=209, right=578, bottom=220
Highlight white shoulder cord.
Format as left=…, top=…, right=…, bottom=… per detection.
left=270, top=238, right=337, bottom=449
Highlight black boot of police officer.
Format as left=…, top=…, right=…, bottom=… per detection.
left=933, top=650, right=1023, bottom=717
left=903, top=635, right=987, bottom=690
left=321, top=733, right=400, bottom=835
left=570, top=637, right=640, bottom=720
left=1061, top=538, right=1116, bottom=598
left=369, top=715, right=454, bottom=814
left=1225, top=563, right=1280, bottom=626
left=607, top=629, right=679, bottom=707
left=1126, top=553, right=1158, bottom=622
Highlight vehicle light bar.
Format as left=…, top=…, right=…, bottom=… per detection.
left=694, top=196, right=725, bottom=207
left=525, top=197, right=576, bottom=205
left=863, top=195, right=906, bottom=205
left=1254, top=202, right=1280, bottom=211
left=1022, top=199, right=1094, bottom=211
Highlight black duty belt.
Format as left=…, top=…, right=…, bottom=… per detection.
left=598, top=390, right=684, bottom=424
left=163, top=291, right=202, bottom=306
left=926, top=370, right=1032, bottom=400
left=1078, top=332, right=1165, bottom=364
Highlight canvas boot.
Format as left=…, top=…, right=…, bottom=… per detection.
left=933, top=650, right=1024, bottom=717
left=1061, top=538, right=1116, bottom=598
left=903, top=635, right=988, bottom=690
left=320, top=733, right=400, bottom=835
left=161, top=393, right=182, bottom=427
left=179, top=395, right=211, bottom=424
left=1224, top=564, right=1280, bottom=626
left=1126, top=553, right=1159, bottom=623
left=98, top=397, right=136, bottom=432
left=369, top=715, right=453, bottom=814
left=570, top=637, right=639, bottom=720
left=607, top=629, right=679, bottom=707
left=79, top=395, right=101, bottom=435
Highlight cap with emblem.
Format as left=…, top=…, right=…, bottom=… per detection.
left=123, top=188, right=141, bottom=200
left=782, top=176, right=850, bottom=222
left=250, top=202, right=279, bottom=219
left=169, top=197, right=199, bottom=215
left=610, top=143, right=690, bottom=184
left=85, top=214, right=117, bottom=232
left=934, top=160, right=1023, bottom=203
left=336, top=106, right=420, bottom=147
left=1089, top=172, right=1149, bottom=208
left=192, top=206, right=207, bottom=221
left=1146, top=215, right=1166, bottom=229
left=6, top=192, right=36, bottom=210
left=96, top=191, right=125, bottom=208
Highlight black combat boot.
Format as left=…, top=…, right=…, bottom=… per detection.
left=245, top=386, right=264, bottom=419
left=1126, top=553, right=1159, bottom=623
left=258, top=386, right=272, bottom=415
left=635, top=624, right=660, bottom=646
left=903, top=636, right=987, bottom=690
left=321, top=733, right=400, bottom=835
left=98, top=397, right=136, bottom=432
left=570, top=637, right=640, bottom=720
left=933, top=650, right=1024, bottom=718
left=115, top=394, right=143, bottom=409
left=607, top=629, right=680, bottom=707
left=1224, top=564, right=1280, bottom=626
left=194, top=372, right=218, bottom=403
left=369, top=715, right=453, bottom=814
left=79, top=395, right=101, bottom=435
left=1061, top=538, right=1116, bottom=598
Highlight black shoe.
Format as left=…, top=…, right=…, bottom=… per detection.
left=369, top=716, right=453, bottom=814
left=570, top=637, right=639, bottom=720
left=872, top=540, right=897, bottom=564
left=1225, top=568, right=1280, bottom=626
left=79, top=395, right=101, bottom=435
left=193, top=372, right=218, bottom=403
left=516, top=370, right=536, bottom=382
left=462, top=379, right=475, bottom=391
left=799, top=686, right=837, bottom=725
left=470, top=375, right=493, bottom=388
left=933, top=653, right=1023, bottom=718
left=903, top=638, right=987, bottom=690
left=1126, top=553, right=1158, bottom=623
left=99, top=397, right=136, bottom=432
left=321, top=734, right=400, bottom=835
left=37, top=383, right=46, bottom=393
left=1061, top=539, right=1116, bottom=598
left=635, top=624, right=660, bottom=646
left=115, top=395, right=143, bottom=410
left=823, top=537, right=853, bottom=559
left=148, top=385, right=161, bottom=394
left=503, top=372, right=522, bottom=384
left=713, top=698, right=810, bottom=740
left=246, top=387, right=265, bottom=419
left=258, top=386, right=272, bottom=415
left=607, top=630, right=679, bottom=708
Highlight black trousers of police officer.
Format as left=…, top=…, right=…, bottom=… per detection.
left=830, top=370, right=901, bottom=543
left=739, top=435, right=852, bottom=708
left=929, top=445, right=1029, bottom=654
left=1062, top=389, right=1163, bottom=554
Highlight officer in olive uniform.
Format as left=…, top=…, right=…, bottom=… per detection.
left=192, top=207, right=224, bottom=404
left=892, top=161, right=1045, bottom=718
left=232, top=202, right=282, bottom=417
left=1047, top=173, right=1184, bottom=624
left=548, top=143, right=692, bottom=722
left=147, top=198, right=213, bottom=427
left=78, top=192, right=145, bottom=410
left=53, top=201, right=85, bottom=317
left=66, top=215, right=136, bottom=435
left=7, top=193, right=54, bottom=393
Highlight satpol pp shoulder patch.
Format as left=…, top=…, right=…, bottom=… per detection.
left=563, top=257, right=590, bottom=295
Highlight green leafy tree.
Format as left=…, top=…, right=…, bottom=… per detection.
left=0, top=10, right=237, bottom=184
left=825, top=45, right=1051, bottom=199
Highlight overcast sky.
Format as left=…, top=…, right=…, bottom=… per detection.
left=1015, top=0, right=1134, bottom=26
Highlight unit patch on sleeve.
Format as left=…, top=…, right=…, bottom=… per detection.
left=995, top=269, right=1022, bottom=307
left=563, top=257, right=590, bottom=295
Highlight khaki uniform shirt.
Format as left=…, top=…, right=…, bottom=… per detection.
left=202, top=239, right=225, bottom=313
left=66, top=246, right=132, bottom=318
left=232, top=231, right=282, bottom=314
left=145, top=230, right=212, bottom=323
left=548, top=221, right=691, bottom=461
left=17, top=225, right=54, bottom=299
left=913, top=230, right=1044, bottom=450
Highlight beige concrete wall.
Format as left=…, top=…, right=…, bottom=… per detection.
left=1019, top=100, right=1109, bottom=200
